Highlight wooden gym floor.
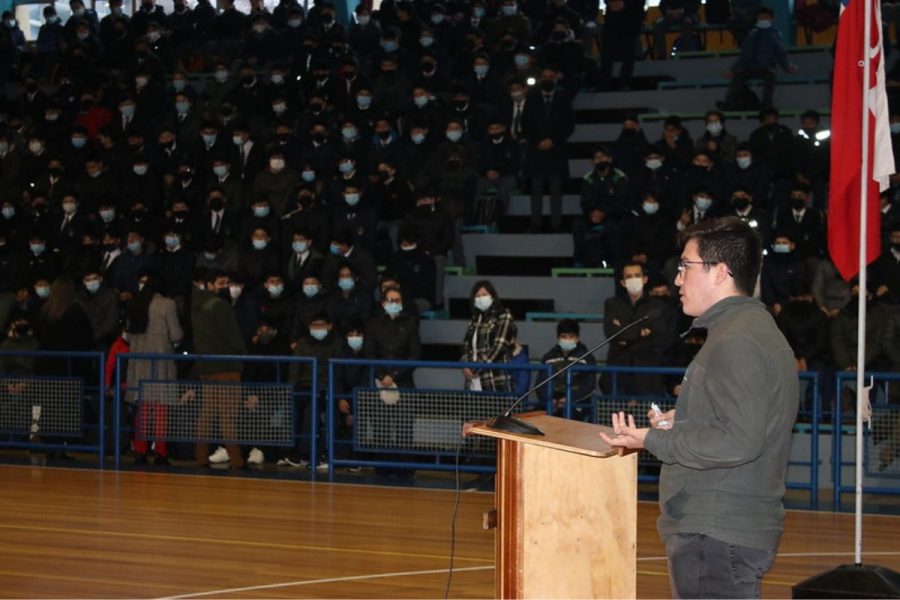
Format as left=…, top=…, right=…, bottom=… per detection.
left=1, top=465, right=899, bottom=599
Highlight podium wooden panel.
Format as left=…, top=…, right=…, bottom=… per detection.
left=470, top=413, right=637, bottom=599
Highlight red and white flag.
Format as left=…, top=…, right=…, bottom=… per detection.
left=829, top=0, right=894, bottom=281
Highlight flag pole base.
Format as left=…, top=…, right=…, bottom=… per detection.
left=793, top=564, right=900, bottom=598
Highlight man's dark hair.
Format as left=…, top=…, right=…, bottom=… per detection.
left=557, top=318, right=580, bottom=336
left=621, top=261, right=646, bottom=278
left=678, top=217, right=762, bottom=297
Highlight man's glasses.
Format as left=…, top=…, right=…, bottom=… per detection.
left=676, top=260, right=718, bottom=275
left=676, top=260, right=734, bottom=278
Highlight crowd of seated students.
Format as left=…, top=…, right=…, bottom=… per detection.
left=0, top=0, right=895, bottom=418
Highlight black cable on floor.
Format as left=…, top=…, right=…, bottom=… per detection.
left=443, top=438, right=463, bottom=599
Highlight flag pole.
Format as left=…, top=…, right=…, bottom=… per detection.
left=855, top=0, right=872, bottom=568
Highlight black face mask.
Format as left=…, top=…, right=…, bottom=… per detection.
left=309, top=102, right=324, bottom=112
left=241, top=75, right=255, bottom=86
left=209, top=198, right=225, bottom=211
left=48, top=167, right=62, bottom=178
left=790, top=197, right=806, bottom=210
left=540, top=79, right=555, bottom=92
left=594, top=161, right=611, bottom=171
left=489, top=132, right=504, bottom=141
left=552, top=30, right=566, bottom=42
left=377, top=170, right=391, bottom=181
left=33, top=204, right=47, bottom=215
left=13, top=324, right=30, bottom=336
left=180, top=171, right=193, bottom=183
left=453, top=100, right=468, bottom=110
left=732, top=197, right=750, bottom=211
left=217, top=288, right=231, bottom=300
left=312, top=133, right=327, bottom=144
left=422, top=62, right=436, bottom=74
left=892, top=242, right=900, bottom=253
left=377, top=130, right=392, bottom=140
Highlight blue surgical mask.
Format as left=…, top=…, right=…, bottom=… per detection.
left=175, top=101, right=190, bottom=114
left=756, top=19, right=772, bottom=28
left=301, top=170, right=316, bottom=182
left=267, top=284, right=284, bottom=297
left=120, top=104, right=136, bottom=118
left=382, top=40, right=398, bottom=53
left=232, top=135, right=243, bottom=146
left=202, top=133, right=217, bottom=146
left=643, top=202, right=659, bottom=215
left=173, top=79, right=187, bottom=92
left=302, top=284, right=319, bottom=298
left=413, top=95, right=429, bottom=108
left=419, top=36, right=434, bottom=47
left=446, top=130, right=462, bottom=142
left=34, top=285, right=50, bottom=299
left=474, top=295, right=493, bottom=312
left=514, top=54, right=530, bottom=67
left=164, top=235, right=180, bottom=249
left=213, top=165, right=228, bottom=177
left=558, top=339, right=577, bottom=353
left=252, top=206, right=270, bottom=218
left=292, top=240, right=308, bottom=254
left=891, top=123, right=900, bottom=134
left=309, top=327, right=328, bottom=340
left=71, top=137, right=87, bottom=149
left=694, top=197, right=712, bottom=211
left=356, top=95, right=372, bottom=108
left=342, top=127, right=357, bottom=140
left=339, top=161, right=355, bottom=174
left=100, top=209, right=115, bottom=222
left=84, top=280, right=101, bottom=293
left=127, top=241, right=142, bottom=253
left=344, top=193, right=360, bottom=206
left=773, top=243, right=791, bottom=254
left=501, top=4, right=517, bottom=15
left=1, top=206, right=14, bottom=219
left=411, top=133, right=426, bottom=145
left=347, top=335, right=363, bottom=351
left=430, top=13, right=445, bottom=24
left=329, top=243, right=342, bottom=256
left=133, top=164, right=149, bottom=176
left=252, top=239, right=268, bottom=250
left=384, top=301, right=402, bottom=316
left=473, top=6, right=485, bottom=17
left=474, top=65, right=489, bottom=77
left=30, top=243, right=46, bottom=255
left=338, top=277, right=355, bottom=291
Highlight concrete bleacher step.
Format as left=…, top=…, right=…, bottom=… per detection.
left=506, top=195, right=582, bottom=217
left=443, top=274, right=614, bottom=315
left=629, top=49, right=833, bottom=79
left=461, top=232, right=576, bottom=274
left=573, top=83, right=831, bottom=113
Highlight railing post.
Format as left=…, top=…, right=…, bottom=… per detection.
left=114, top=353, right=123, bottom=470
left=97, top=351, right=105, bottom=469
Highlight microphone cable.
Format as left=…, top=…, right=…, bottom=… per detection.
left=443, top=437, right=463, bottom=599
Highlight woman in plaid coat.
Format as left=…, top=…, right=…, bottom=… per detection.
left=461, top=280, right=516, bottom=392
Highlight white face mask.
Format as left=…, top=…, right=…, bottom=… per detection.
left=645, top=158, right=662, bottom=171
left=736, top=156, right=752, bottom=170
left=474, top=295, right=493, bottom=312
left=706, top=121, right=723, bottom=136
left=624, top=277, right=644, bottom=295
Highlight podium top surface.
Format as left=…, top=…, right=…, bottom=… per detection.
left=469, top=414, right=619, bottom=458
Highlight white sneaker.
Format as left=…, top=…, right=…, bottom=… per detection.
left=315, top=460, right=329, bottom=471
left=208, top=446, right=230, bottom=464
left=277, top=457, right=309, bottom=468
left=247, top=448, right=264, bottom=465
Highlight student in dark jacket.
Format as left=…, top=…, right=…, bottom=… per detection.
left=365, top=286, right=422, bottom=389
left=602, top=262, right=669, bottom=395
left=190, top=269, right=247, bottom=469
left=282, top=312, right=344, bottom=469
left=541, top=319, right=597, bottom=419
left=474, top=118, right=519, bottom=223
left=761, top=230, right=812, bottom=315
left=386, top=232, right=437, bottom=312
left=776, top=282, right=830, bottom=373
left=290, top=273, right=331, bottom=343
left=326, top=264, right=373, bottom=334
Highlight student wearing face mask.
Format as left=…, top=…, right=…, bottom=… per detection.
left=256, top=272, right=294, bottom=333
left=461, top=281, right=515, bottom=392
left=773, top=182, right=825, bottom=259
left=541, top=319, right=596, bottom=419
left=602, top=262, right=668, bottom=395
left=283, top=312, right=345, bottom=470
left=695, top=110, right=738, bottom=168
left=724, top=142, right=774, bottom=212
left=241, top=195, right=281, bottom=248
left=761, top=231, right=812, bottom=316
left=326, top=264, right=373, bottom=333
left=78, top=268, right=119, bottom=351
left=238, top=227, right=280, bottom=289
left=625, top=191, right=675, bottom=270
left=290, top=274, right=331, bottom=346
left=386, top=232, right=437, bottom=313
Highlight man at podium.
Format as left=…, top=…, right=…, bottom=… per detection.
left=601, top=217, right=799, bottom=599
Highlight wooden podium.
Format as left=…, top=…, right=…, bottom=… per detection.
left=470, top=413, right=637, bottom=599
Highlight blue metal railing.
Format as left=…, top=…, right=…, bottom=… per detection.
left=324, top=358, right=554, bottom=480
left=832, top=372, right=900, bottom=509
left=112, top=352, right=316, bottom=471
left=0, top=350, right=105, bottom=466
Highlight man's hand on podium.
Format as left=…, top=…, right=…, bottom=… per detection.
left=599, top=411, right=649, bottom=450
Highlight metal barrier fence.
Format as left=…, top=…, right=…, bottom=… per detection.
left=0, top=350, right=106, bottom=467
left=324, top=358, right=554, bottom=479
left=833, top=372, right=900, bottom=509
left=112, top=353, right=317, bottom=469
left=563, top=365, right=822, bottom=508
